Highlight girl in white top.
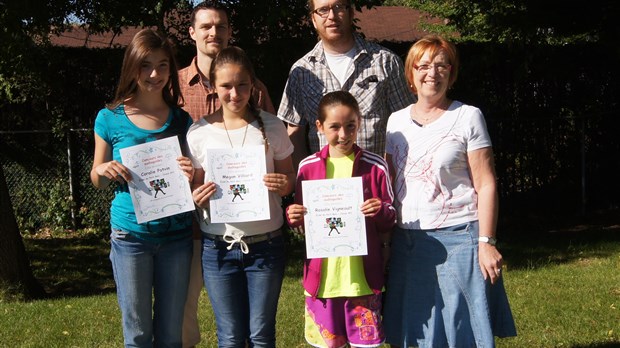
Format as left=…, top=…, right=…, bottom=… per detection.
left=186, top=46, right=294, bottom=347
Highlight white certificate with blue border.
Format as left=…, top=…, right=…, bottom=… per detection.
left=119, top=136, right=194, bottom=224
left=302, top=177, right=367, bottom=259
left=206, top=145, right=270, bottom=223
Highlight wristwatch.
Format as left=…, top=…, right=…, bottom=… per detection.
left=478, top=236, right=497, bottom=246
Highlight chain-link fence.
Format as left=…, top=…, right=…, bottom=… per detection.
left=1, top=129, right=113, bottom=233
left=1, top=113, right=619, bottom=234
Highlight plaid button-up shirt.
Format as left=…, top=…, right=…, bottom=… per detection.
left=179, top=57, right=275, bottom=122
left=277, top=34, right=415, bottom=155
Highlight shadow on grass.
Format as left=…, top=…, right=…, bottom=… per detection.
left=571, top=343, right=620, bottom=348
left=25, top=230, right=307, bottom=300
left=22, top=209, right=620, bottom=299
left=499, top=208, right=620, bottom=271
left=24, top=234, right=116, bottom=299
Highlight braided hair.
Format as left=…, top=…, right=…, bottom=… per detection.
left=209, top=46, right=269, bottom=150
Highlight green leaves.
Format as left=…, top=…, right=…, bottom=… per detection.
left=385, top=0, right=620, bottom=44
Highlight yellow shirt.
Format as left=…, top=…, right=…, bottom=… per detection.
left=315, top=153, right=372, bottom=298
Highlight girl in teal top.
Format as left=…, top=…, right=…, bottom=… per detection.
left=93, top=104, right=193, bottom=241
left=90, top=29, right=194, bottom=347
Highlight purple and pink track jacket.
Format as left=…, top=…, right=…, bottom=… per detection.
left=287, top=144, right=396, bottom=298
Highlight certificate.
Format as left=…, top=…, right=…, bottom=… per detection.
left=206, top=145, right=270, bottom=223
left=302, top=177, right=367, bottom=259
left=119, top=136, right=194, bottom=224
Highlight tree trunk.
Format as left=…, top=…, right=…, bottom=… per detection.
left=0, top=165, right=46, bottom=300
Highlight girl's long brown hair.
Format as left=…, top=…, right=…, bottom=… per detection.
left=107, top=29, right=183, bottom=109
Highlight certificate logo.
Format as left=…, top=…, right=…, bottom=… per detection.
left=149, top=178, right=169, bottom=198
left=325, top=217, right=345, bottom=236
left=228, top=184, right=248, bottom=202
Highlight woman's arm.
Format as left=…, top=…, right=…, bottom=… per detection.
left=468, top=146, right=502, bottom=284
left=90, top=134, right=131, bottom=189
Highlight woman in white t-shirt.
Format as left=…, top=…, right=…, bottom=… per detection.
left=186, top=46, right=295, bottom=347
left=383, top=35, right=517, bottom=348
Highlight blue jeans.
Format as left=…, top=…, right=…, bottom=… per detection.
left=110, top=229, right=192, bottom=348
left=202, top=234, right=286, bottom=348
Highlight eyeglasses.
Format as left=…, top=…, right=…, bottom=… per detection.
left=414, top=63, right=452, bottom=73
left=312, top=4, right=350, bottom=18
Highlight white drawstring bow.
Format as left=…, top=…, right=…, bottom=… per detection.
left=223, top=230, right=249, bottom=254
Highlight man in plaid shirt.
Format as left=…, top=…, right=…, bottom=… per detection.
left=278, top=0, right=414, bottom=167
left=179, top=1, right=275, bottom=123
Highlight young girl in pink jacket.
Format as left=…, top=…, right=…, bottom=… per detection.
left=286, top=91, right=396, bottom=348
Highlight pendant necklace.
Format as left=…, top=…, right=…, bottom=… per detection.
left=412, top=100, right=449, bottom=127
left=411, top=105, right=435, bottom=128
left=223, top=117, right=249, bottom=148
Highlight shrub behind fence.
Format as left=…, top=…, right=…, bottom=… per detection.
left=1, top=130, right=113, bottom=233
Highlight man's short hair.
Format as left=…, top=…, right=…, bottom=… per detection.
left=190, top=0, right=230, bottom=27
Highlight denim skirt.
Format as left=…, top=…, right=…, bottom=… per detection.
left=383, top=222, right=517, bottom=348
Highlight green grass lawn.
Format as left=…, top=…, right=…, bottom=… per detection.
left=1, top=212, right=619, bottom=348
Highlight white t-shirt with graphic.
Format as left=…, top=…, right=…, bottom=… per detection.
left=385, top=101, right=492, bottom=229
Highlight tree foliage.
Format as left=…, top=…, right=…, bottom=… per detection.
left=1, top=0, right=384, bottom=131
left=1, top=1, right=52, bottom=129
left=384, top=0, right=620, bottom=44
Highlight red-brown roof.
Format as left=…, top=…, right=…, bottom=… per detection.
left=49, top=27, right=143, bottom=48
left=355, top=6, right=443, bottom=42
left=49, top=6, right=442, bottom=48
